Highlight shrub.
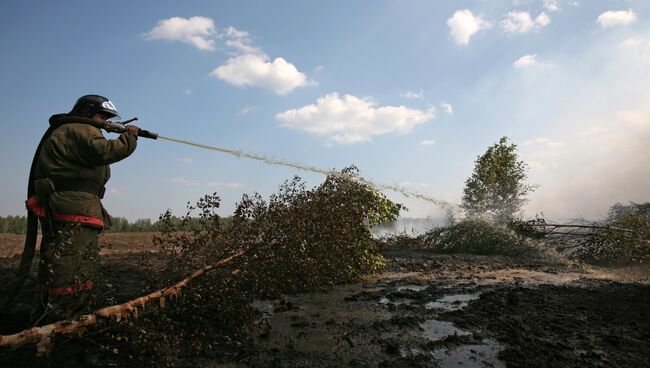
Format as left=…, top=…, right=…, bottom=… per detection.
left=88, top=166, right=403, bottom=365
left=575, top=213, right=650, bottom=265
left=425, top=219, right=541, bottom=257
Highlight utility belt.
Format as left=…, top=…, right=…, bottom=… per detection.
left=27, top=177, right=107, bottom=229
left=38, top=177, right=106, bottom=199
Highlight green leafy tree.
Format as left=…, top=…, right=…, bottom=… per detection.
left=462, top=137, right=535, bottom=222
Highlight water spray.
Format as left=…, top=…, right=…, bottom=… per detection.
left=102, top=118, right=455, bottom=208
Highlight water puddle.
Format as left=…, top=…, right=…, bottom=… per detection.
left=419, top=319, right=471, bottom=341
left=411, top=319, right=505, bottom=367
left=431, top=339, right=506, bottom=368
left=379, top=296, right=412, bottom=306
left=396, top=284, right=428, bottom=292
left=426, top=293, right=481, bottom=311
left=250, top=300, right=275, bottom=315
left=400, top=347, right=425, bottom=358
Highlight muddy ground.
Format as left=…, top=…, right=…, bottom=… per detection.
left=1, top=233, right=649, bottom=367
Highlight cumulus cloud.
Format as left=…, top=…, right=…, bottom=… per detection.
left=401, top=90, right=424, bottom=99
left=276, top=93, right=435, bottom=144
left=143, top=16, right=217, bottom=50
left=447, top=10, right=490, bottom=45
left=501, top=11, right=550, bottom=34
left=440, top=103, right=453, bottom=115
left=211, top=25, right=314, bottom=95
left=420, top=139, right=436, bottom=145
left=220, top=26, right=261, bottom=55
left=513, top=54, right=553, bottom=68
left=144, top=18, right=314, bottom=94
left=597, top=9, right=636, bottom=29
left=543, top=0, right=559, bottom=12
left=211, top=54, right=314, bottom=95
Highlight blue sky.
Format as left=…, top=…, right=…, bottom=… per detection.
left=1, top=0, right=648, bottom=222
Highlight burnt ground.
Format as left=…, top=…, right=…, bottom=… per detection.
left=1, top=234, right=649, bottom=367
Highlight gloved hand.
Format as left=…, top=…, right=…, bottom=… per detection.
left=126, top=125, right=139, bottom=137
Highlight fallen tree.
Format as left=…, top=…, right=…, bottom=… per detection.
left=0, top=250, right=245, bottom=355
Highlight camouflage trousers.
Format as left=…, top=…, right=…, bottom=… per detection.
left=32, top=222, right=100, bottom=323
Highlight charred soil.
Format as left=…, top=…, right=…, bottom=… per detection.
left=1, top=234, right=649, bottom=367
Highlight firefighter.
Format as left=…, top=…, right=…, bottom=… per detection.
left=26, top=95, right=139, bottom=322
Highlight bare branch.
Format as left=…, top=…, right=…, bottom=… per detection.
left=0, top=250, right=245, bottom=354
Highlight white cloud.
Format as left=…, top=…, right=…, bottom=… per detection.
left=447, top=10, right=490, bottom=45
left=145, top=19, right=315, bottom=95
left=177, top=157, right=193, bottom=165
left=220, top=26, right=261, bottom=55
left=240, top=105, right=256, bottom=114
left=501, top=11, right=550, bottom=34
left=420, top=139, right=436, bottom=145
left=315, top=65, right=325, bottom=71
left=621, top=36, right=650, bottom=62
left=440, top=102, right=453, bottom=115
left=597, top=9, right=636, bottom=29
left=143, top=16, right=217, bottom=51
left=544, top=0, right=559, bottom=12
left=513, top=54, right=553, bottom=68
left=184, top=89, right=193, bottom=96
left=401, top=90, right=423, bottom=99
left=276, top=93, right=435, bottom=144
left=211, top=54, right=313, bottom=95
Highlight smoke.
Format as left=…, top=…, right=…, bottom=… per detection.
left=521, top=36, right=650, bottom=220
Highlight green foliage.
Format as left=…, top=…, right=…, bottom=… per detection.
left=0, top=215, right=28, bottom=234
left=576, top=212, right=650, bottom=265
left=425, top=219, right=541, bottom=257
left=507, top=218, right=548, bottom=239
left=376, top=232, right=432, bottom=251
left=98, top=166, right=403, bottom=364
left=462, top=137, right=535, bottom=223
left=227, top=166, right=401, bottom=294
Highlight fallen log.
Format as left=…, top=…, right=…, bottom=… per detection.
left=527, top=223, right=633, bottom=232
left=0, top=250, right=245, bottom=355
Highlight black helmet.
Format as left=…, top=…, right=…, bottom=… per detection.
left=69, top=94, right=120, bottom=120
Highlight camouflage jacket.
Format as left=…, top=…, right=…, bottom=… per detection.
left=28, top=114, right=138, bottom=228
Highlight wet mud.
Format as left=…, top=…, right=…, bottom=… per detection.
left=1, top=237, right=649, bottom=367
left=222, top=250, right=650, bottom=368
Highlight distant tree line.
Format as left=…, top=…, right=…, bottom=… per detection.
left=0, top=215, right=28, bottom=234
left=607, top=202, right=650, bottom=221
left=0, top=215, right=233, bottom=234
